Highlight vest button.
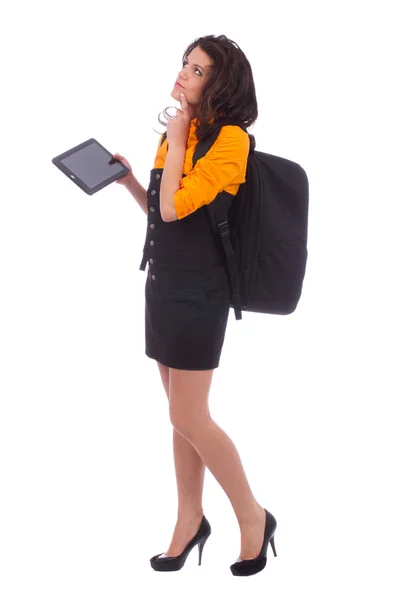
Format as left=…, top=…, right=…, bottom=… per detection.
left=150, top=224, right=155, bottom=229
left=150, top=240, right=155, bottom=246
left=156, top=174, right=161, bottom=179
left=151, top=190, right=156, bottom=195
left=149, top=258, right=154, bottom=264
left=152, top=274, right=156, bottom=280
left=150, top=206, right=155, bottom=212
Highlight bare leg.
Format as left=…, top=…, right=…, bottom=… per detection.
left=169, top=367, right=266, bottom=560
left=156, top=361, right=205, bottom=557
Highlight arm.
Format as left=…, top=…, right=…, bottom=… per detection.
left=172, top=126, right=250, bottom=219
left=125, top=174, right=148, bottom=216
left=159, top=143, right=186, bottom=222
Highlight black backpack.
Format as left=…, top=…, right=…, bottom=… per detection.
left=160, top=118, right=309, bottom=320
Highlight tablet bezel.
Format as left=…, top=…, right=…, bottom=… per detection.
left=52, top=138, right=130, bottom=195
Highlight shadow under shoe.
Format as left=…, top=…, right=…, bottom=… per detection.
left=150, top=515, right=212, bottom=572
left=230, top=508, right=277, bottom=577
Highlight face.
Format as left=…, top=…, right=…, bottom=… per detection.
left=172, top=46, right=214, bottom=119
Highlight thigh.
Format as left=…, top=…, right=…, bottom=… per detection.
left=168, top=368, right=214, bottom=434
left=157, top=360, right=170, bottom=399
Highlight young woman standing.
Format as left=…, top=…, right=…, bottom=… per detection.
left=114, top=34, right=277, bottom=577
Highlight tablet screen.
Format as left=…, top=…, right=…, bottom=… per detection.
left=59, top=140, right=125, bottom=189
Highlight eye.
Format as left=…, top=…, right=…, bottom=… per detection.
left=182, top=60, right=202, bottom=75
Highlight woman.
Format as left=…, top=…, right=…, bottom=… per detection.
left=114, top=35, right=277, bottom=577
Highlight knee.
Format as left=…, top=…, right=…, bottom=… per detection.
left=169, top=405, right=207, bottom=441
left=169, top=406, right=192, bottom=439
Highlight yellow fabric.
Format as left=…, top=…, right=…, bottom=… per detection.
left=153, top=118, right=250, bottom=220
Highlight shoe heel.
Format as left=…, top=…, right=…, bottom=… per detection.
left=270, top=534, right=277, bottom=557
left=198, top=535, right=209, bottom=566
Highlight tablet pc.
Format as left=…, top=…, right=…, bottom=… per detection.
left=52, top=138, right=130, bottom=195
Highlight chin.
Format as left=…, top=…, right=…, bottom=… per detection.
left=174, top=85, right=187, bottom=96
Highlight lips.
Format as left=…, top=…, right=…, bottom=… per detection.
left=176, top=81, right=184, bottom=88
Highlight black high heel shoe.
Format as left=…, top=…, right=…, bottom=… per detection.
left=230, top=508, right=277, bottom=577
left=150, top=515, right=211, bottom=571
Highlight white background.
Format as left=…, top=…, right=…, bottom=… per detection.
left=1, top=0, right=399, bottom=598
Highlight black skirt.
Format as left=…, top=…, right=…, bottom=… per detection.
left=145, top=264, right=231, bottom=370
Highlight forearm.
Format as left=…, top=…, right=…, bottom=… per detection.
left=125, top=174, right=148, bottom=216
left=160, top=144, right=186, bottom=222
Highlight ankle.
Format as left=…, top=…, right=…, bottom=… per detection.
left=177, top=508, right=204, bottom=522
left=237, top=502, right=265, bottom=528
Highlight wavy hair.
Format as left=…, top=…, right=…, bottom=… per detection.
left=154, top=34, right=258, bottom=143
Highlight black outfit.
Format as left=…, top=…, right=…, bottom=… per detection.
left=139, top=168, right=231, bottom=370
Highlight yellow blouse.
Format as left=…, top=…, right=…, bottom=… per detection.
left=153, top=118, right=250, bottom=220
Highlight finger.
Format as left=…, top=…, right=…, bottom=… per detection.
left=179, top=92, right=190, bottom=117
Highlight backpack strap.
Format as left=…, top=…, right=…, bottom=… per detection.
left=206, top=191, right=242, bottom=320
left=191, top=119, right=248, bottom=320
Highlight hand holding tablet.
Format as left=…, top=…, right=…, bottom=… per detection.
left=112, top=153, right=134, bottom=187
left=52, top=138, right=132, bottom=195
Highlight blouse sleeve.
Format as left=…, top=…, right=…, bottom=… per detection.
left=173, top=125, right=250, bottom=220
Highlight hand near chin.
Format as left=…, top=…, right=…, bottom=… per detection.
left=167, top=92, right=191, bottom=147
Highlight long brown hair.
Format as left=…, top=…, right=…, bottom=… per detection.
left=154, top=34, right=258, bottom=142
